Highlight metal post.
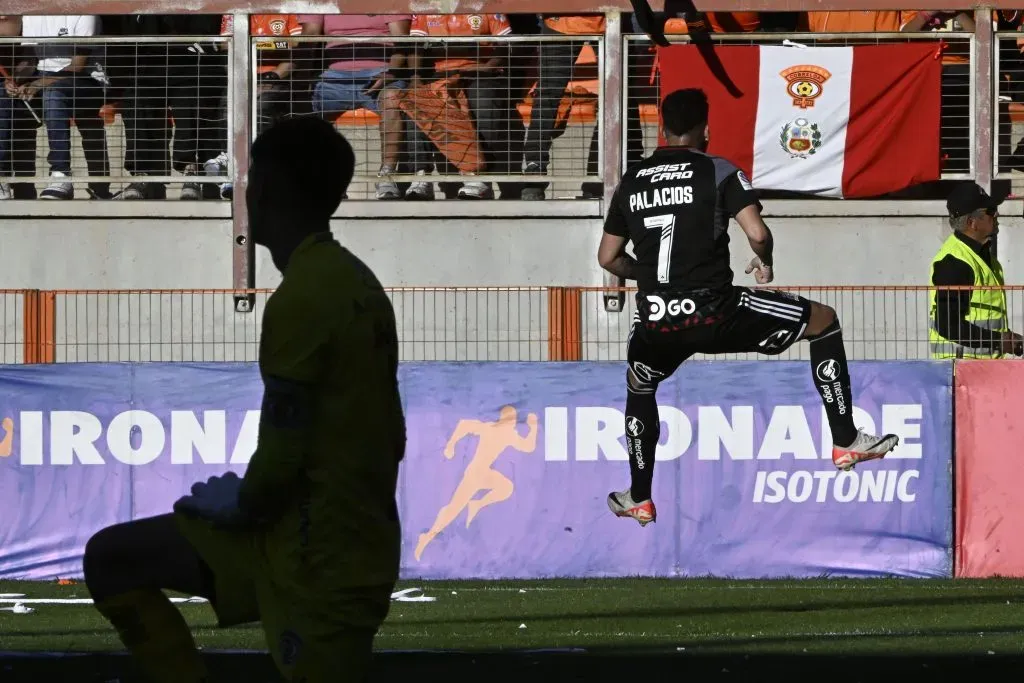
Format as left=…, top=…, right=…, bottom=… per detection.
left=230, top=12, right=254, bottom=311
left=973, top=8, right=994, bottom=196
left=601, top=12, right=626, bottom=312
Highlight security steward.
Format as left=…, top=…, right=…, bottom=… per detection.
left=930, top=181, right=1023, bottom=358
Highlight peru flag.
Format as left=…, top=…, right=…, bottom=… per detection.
left=657, top=43, right=941, bottom=198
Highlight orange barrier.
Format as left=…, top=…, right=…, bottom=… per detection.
left=954, top=360, right=1024, bottom=577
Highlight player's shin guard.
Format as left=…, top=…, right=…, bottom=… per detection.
left=807, top=318, right=858, bottom=447
left=92, top=589, right=209, bottom=683
left=625, top=384, right=660, bottom=502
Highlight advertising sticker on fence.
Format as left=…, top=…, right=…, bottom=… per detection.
left=0, top=360, right=952, bottom=580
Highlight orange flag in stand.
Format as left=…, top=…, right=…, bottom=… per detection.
left=397, top=75, right=484, bottom=174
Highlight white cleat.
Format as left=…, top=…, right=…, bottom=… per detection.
left=832, top=429, right=899, bottom=471
left=607, top=489, right=657, bottom=527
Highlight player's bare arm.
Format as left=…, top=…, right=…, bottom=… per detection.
left=734, top=204, right=775, bottom=284
left=598, top=231, right=640, bottom=281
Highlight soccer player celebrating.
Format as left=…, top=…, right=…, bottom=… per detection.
left=83, top=116, right=406, bottom=683
left=598, top=89, right=898, bottom=528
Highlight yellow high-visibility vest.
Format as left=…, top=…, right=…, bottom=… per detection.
left=929, top=234, right=1008, bottom=359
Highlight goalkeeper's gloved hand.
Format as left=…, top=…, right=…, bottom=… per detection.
left=173, top=471, right=251, bottom=529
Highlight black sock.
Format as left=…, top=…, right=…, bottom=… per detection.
left=625, top=386, right=660, bottom=502
left=808, top=319, right=858, bottom=447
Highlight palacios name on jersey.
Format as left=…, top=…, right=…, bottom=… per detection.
left=629, top=162, right=695, bottom=212
left=629, top=186, right=694, bottom=212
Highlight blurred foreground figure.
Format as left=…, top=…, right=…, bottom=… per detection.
left=84, top=116, right=406, bottom=683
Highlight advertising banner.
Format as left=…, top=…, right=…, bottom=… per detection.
left=954, top=360, right=1024, bottom=577
left=0, top=361, right=953, bottom=580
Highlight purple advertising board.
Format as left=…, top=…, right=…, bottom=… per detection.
left=0, top=361, right=952, bottom=580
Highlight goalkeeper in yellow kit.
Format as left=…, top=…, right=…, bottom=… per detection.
left=82, top=116, right=406, bottom=683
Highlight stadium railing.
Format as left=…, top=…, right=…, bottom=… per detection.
left=2, top=29, right=1007, bottom=198
left=5, top=286, right=1022, bottom=364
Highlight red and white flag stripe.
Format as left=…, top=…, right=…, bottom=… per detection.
left=657, top=43, right=942, bottom=198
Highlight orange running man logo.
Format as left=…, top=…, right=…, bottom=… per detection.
left=0, top=416, right=12, bottom=457
left=414, top=405, right=538, bottom=561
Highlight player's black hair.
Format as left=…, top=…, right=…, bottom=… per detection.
left=660, top=88, right=709, bottom=138
left=250, top=115, right=355, bottom=221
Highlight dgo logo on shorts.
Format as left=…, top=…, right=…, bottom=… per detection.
left=626, top=417, right=644, bottom=437
left=646, top=295, right=696, bottom=322
left=815, top=359, right=840, bottom=383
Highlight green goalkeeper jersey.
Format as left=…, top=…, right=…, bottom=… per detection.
left=238, top=231, right=405, bottom=592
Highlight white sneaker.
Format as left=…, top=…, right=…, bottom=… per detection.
left=404, top=170, right=434, bottom=201
left=457, top=181, right=493, bottom=200
left=375, top=166, right=400, bottom=200
left=40, top=172, right=73, bottom=200
left=832, top=429, right=900, bottom=471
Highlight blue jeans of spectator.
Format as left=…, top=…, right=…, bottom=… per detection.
left=40, top=72, right=110, bottom=191
left=312, top=67, right=412, bottom=172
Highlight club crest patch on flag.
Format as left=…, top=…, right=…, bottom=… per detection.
left=779, top=65, right=832, bottom=108
left=779, top=118, right=822, bottom=158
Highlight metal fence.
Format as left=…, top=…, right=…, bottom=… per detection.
left=3, top=27, right=1014, bottom=201
left=5, top=286, right=1023, bottom=364
left=0, top=36, right=232, bottom=200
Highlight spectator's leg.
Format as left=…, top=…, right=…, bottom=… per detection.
left=118, top=60, right=171, bottom=199
left=196, top=53, right=228, bottom=199
left=376, top=86, right=406, bottom=174
left=9, top=97, right=39, bottom=199
left=462, top=72, right=510, bottom=200
left=522, top=34, right=577, bottom=196
left=40, top=78, right=75, bottom=199
left=71, top=77, right=112, bottom=199
left=168, top=52, right=203, bottom=199
left=0, top=93, right=14, bottom=198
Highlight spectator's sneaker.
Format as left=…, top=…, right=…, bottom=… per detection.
left=40, top=172, right=73, bottom=200
left=0, top=183, right=11, bottom=200
left=116, top=178, right=167, bottom=200
left=86, top=185, right=113, bottom=200
left=220, top=183, right=233, bottom=199
left=832, top=429, right=900, bottom=472
left=203, top=152, right=229, bottom=199
left=457, top=181, right=493, bottom=200
left=607, top=489, right=656, bottom=527
left=180, top=164, right=202, bottom=200
left=404, top=170, right=434, bottom=201
left=375, top=166, right=401, bottom=200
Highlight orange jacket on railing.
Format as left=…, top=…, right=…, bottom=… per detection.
left=544, top=14, right=606, bottom=36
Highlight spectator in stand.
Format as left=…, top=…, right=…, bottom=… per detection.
left=522, top=14, right=603, bottom=200
left=169, top=16, right=227, bottom=201
left=407, top=13, right=517, bottom=200
left=0, top=15, right=39, bottom=200
left=300, top=14, right=412, bottom=201
left=105, top=15, right=225, bottom=201
left=16, top=15, right=111, bottom=200
left=205, top=14, right=305, bottom=200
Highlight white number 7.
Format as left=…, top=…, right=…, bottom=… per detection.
left=643, top=213, right=676, bottom=284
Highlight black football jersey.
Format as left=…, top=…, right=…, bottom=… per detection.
left=603, top=146, right=760, bottom=293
